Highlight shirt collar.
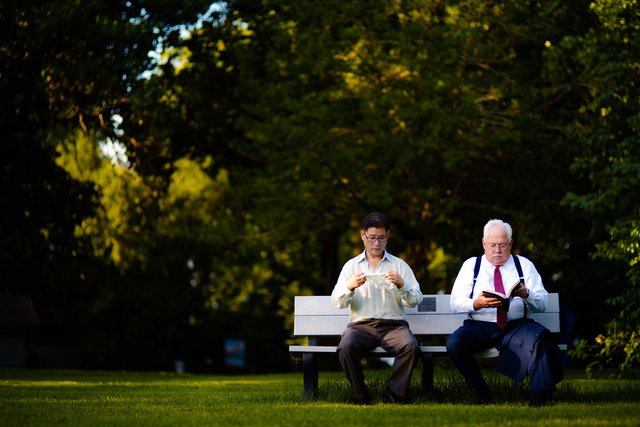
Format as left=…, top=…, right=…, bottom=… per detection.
left=357, top=249, right=390, bottom=263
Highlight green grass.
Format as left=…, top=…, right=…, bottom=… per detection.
left=1, top=368, right=639, bottom=426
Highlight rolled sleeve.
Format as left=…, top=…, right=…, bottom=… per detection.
left=397, top=264, right=422, bottom=308
left=331, top=266, right=356, bottom=309
left=521, top=260, right=547, bottom=312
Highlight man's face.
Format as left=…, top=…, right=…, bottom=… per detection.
left=360, top=227, right=388, bottom=256
left=482, top=226, right=512, bottom=266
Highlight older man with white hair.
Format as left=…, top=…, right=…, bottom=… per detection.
left=446, top=219, right=563, bottom=406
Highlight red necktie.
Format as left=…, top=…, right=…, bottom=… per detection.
left=494, top=266, right=507, bottom=329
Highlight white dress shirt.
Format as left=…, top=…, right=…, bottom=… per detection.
left=331, top=250, right=423, bottom=322
left=450, top=254, right=548, bottom=323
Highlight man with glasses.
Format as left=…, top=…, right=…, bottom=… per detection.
left=331, top=212, right=423, bottom=405
left=446, top=219, right=563, bottom=406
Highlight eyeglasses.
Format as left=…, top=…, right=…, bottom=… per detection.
left=364, top=232, right=388, bottom=243
left=486, top=242, right=510, bottom=250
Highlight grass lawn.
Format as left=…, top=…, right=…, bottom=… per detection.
left=1, top=367, right=639, bottom=426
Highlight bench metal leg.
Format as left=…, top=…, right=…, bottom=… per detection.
left=421, top=352, right=435, bottom=396
left=302, top=352, right=318, bottom=400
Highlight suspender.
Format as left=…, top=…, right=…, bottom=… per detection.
left=512, top=255, right=524, bottom=283
left=470, top=255, right=528, bottom=316
left=470, top=255, right=482, bottom=298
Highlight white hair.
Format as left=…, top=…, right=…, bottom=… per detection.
left=483, top=219, right=513, bottom=240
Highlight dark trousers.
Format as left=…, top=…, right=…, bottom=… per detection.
left=446, top=319, right=563, bottom=396
left=337, top=319, right=420, bottom=400
left=445, top=319, right=503, bottom=393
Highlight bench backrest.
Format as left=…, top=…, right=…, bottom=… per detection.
left=293, top=294, right=561, bottom=336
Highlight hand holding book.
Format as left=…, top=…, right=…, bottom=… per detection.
left=482, top=281, right=526, bottom=310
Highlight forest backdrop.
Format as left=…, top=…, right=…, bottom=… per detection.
left=2, top=0, right=638, bottom=375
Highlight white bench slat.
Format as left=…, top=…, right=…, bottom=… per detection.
left=293, top=312, right=561, bottom=336
left=293, top=294, right=561, bottom=336
left=289, top=345, right=448, bottom=354
left=289, top=343, right=567, bottom=355
left=293, top=294, right=560, bottom=316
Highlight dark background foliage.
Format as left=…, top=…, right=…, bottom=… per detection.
left=1, top=0, right=638, bottom=374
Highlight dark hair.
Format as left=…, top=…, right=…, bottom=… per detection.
left=361, top=212, right=389, bottom=230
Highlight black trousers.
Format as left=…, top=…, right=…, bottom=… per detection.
left=336, top=319, right=420, bottom=400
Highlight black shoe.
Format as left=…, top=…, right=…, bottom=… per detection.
left=474, top=388, right=493, bottom=405
left=353, top=397, right=371, bottom=406
left=382, top=387, right=404, bottom=404
left=423, top=387, right=443, bottom=402
left=529, top=391, right=552, bottom=407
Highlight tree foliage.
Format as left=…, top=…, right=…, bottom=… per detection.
left=2, top=0, right=638, bottom=373
left=548, top=0, right=640, bottom=376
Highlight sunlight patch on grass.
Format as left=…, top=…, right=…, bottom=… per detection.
left=204, top=379, right=286, bottom=386
left=0, top=380, right=85, bottom=387
left=1, top=376, right=288, bottom=390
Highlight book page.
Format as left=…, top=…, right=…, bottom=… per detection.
left=481, top=280, right=522, bottom=310
left=483, top=280, right=521, bottom=299
left=504, top=279, right=522, bottom=297
left=365, top=273, right=392, bottom=289
left=481, top=290, right=510, bottom=310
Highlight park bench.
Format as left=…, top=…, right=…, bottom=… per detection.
left=289, top=293, right=567, bottom=399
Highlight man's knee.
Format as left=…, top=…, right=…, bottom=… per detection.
left=446, top=332, right=464, bottom=354
left=409, top=336, right=420, bottom=353
left=409, top=338, right=421, bottom=364
left=337, top=336, right=359, bottom=361
left=395, top=330, right=419, bottom=352
left=337, top=339, right=351, bottom=354
left=400, top=338, right=419, bottom=357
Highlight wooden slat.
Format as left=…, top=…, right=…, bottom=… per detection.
left=289, top=343, right=566, bottom=356
left=294, top=296, right=349, bottom=315
left=289, top=345, right=449, bottom=354
left=293, top=312, right=560, bottom=336
left=530, top=313, right=561, bottom=332
left=295, top=294, right=559, bottom=315
left=293, top=316, right=347, bottom=336
left=289, top=345, right=339, bottom=353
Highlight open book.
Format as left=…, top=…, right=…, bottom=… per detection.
left=482, top=280, right=522, bottom=311
left=365, top=273, right=391, bottom=289
left=365, top=273, right=386, bottom=282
